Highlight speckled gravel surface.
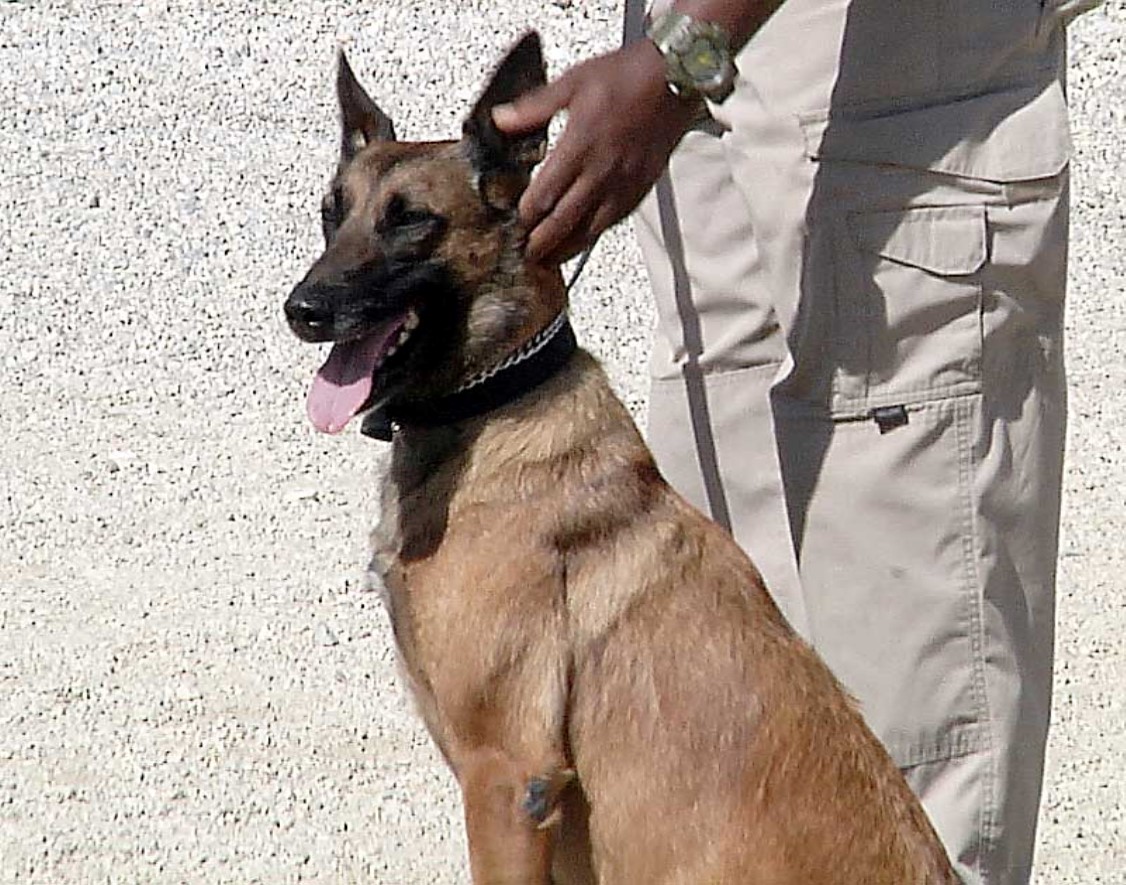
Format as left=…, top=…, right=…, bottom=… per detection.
left=1, top=2, right=1122, bottom=883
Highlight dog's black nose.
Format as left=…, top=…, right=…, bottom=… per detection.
left=285, top=288, right=335, bottom=342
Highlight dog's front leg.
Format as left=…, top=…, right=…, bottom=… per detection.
left=459, top=748, right=573, bottom=885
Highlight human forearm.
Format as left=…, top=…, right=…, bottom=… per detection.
left=669, top=0, right=787, bottom=49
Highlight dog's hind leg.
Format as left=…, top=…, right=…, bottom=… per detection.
left=459, top=748, right=573, bottom=885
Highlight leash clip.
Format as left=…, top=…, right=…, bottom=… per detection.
left=360, top=410, right=395, bottom=441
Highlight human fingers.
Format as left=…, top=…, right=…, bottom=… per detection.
left=530, top=181, right=637, bottom=266
left=524, top=166, right=602, bottom=263
left=513, top=58, right=620, bottom=234
left=491, top=71, right=575, bottom=136
left=540, top=202, right=620, bottom=265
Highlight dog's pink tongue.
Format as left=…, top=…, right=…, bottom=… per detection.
left=307, top=322, right=401, bottom=434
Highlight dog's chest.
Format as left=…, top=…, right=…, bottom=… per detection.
left=369, top=467, right=568, bottom=722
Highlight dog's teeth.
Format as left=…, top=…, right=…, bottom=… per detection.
left=381, top=314, right=416, bottom=362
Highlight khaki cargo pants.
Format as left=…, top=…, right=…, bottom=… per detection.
left=636, top=1, right=1086, bottom=882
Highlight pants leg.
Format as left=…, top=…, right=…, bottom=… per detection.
left=635, top=2, right=1071, bottom=881
left=636, top=124, right=806, bottom=632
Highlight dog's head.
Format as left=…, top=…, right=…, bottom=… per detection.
left=285, top=32, right=555, bottom=435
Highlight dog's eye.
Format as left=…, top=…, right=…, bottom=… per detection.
left=382, top=194, right=438, bottom=231
left=399, top=208, right=436, bottom=227
left=327, top=184, right=346, bottom=215
left=378, top=193, right=446, bottom=253
left=320, top=184, right=348, bottom=243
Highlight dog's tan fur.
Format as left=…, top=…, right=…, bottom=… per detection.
left=287, top=33, right=958, bottom=885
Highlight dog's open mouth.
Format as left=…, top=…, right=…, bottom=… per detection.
left=307, top=309, right=419, bottom=434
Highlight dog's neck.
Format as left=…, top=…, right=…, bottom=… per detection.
left=362, top=261, right=572, bottom=441
left=361, top=309, right=577, bottom=441
left=384, top=347, right=645, bottom=526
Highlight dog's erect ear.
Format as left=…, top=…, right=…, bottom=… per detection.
left=336, top=50, right=396, bottom=163
left=462, top=32, right=548, bottom=207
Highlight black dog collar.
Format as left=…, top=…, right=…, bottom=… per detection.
left=360, top=312, right=577, bottom=441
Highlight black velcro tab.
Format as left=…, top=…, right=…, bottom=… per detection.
left=871, top=405, right=909, bottom=434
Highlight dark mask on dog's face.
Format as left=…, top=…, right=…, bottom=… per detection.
left=284, top=33, right=549, bottom=435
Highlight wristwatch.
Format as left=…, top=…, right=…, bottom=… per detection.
left=646, top=10, right=737, bottom=103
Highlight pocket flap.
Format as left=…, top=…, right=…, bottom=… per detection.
left=850, top=205, right=986, bottom=276
left=799, top=77, right=1071, bottom=183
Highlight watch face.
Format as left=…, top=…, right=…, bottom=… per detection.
left=652, top=14, right=736, bottom=100
left=682, top=35, right=725, bottom=86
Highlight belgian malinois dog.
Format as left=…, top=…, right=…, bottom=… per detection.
left=284, top=32, right=957, bottom=885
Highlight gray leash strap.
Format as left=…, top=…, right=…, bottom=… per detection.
left=651, top=175, right=733, bottom=532
left=624, top=0, right=734, bottom=532
left=565, top=245, right=596, bottom=292
left=622, top=0, right=647, bottom=44
left=566, top=0, right=734, bottom=533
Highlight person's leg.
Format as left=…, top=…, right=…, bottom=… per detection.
left=635, top=122, right=805, bottom=631
left=766, top=166, right=1068, bottom=883
left=636, top=1, right=1071, bottom=880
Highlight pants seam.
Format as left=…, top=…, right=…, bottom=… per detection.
left=650, top=361, right=785, bottom=386
left=956, top=395, right=997, bottom=882
left=893, top=721, right=988, bottom=770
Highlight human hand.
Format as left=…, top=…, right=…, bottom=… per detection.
left=492, top=39, right=700, bottom=264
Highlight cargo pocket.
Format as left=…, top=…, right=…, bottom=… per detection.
left=797, top=77, right=1071, bottom=184
left=831, top=204, right=987, bottom=415
left=797, top=76, right=1072, bottom=418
